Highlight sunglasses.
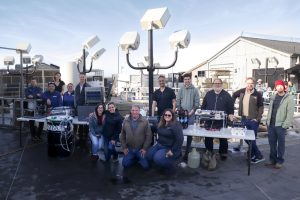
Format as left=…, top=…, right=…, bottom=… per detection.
left=164, top=114, right=172, bottom=117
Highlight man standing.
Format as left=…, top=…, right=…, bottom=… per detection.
left=120, top=105, right=152, bottom=169
left=152, top=75, right=176, bottom=117
left=75, top=73, right=90, bottom=108
left=25, top=78, right=43, bottom=142
left=233, top=77, right=265, bottom=163
left=176, top=73, right=200, bottom=160
left=201, top=78, right=235, bottom=160
left=74, top=73, right=90, bottom=143
left=266, top=80, right=294, bottom=169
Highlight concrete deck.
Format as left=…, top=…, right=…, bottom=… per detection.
left=1, top=127, right=300, bottom=200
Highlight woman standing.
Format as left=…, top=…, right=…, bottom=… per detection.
left=103, top=102, right=123, bottom=162
left=89, top=103, right=105, bottom=161
left=53, top=72, right=65, bottom=95
left=147, top=109, right=183, bottom=173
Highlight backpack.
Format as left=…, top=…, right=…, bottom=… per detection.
left=201, top=150, right=217, bottom=171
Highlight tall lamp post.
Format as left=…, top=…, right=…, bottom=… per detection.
left=119, top=7, right=191, bottom=116
left=76, top=35, right=106, bottom=74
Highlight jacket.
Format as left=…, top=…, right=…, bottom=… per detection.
left=120, top=114, right=152, bottom=150
left=102, top=110, right=123, bottom=140
left=232, top=88, right=264, bottom=121
left=176, top=84, right=200, bottom=111
left=157, top=121, right=183, bottom=158
left=42, top=91, right=62, bottom=108
left=75, top=82, right=90, bottom=107
left=201, top=89, right=234, bottom=115
left=63, top=91, right=75, bottom=108
left=89, top=113, right=104, bottom=137
left=25, top=86, right=43, bottom=99
left=266, top=93, right=295, bottom=129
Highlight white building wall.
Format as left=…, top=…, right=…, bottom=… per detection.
left=192, top=40, right=291, bottom=90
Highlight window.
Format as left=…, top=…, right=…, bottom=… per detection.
left=198, top=71, right=205, bottom=77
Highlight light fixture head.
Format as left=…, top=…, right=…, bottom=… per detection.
left=83, top=35, right=100, bottom=49
left=140, top=7, right=170, bottom=30
left=4, top=56, right=15, bottom=65
left=169, top=30, right=191, bottom=49
left=92, top=48, right=106, bottom=60
left=23, top=56, right=31, bottom=64
left=16, top=42, right=31, bottom=54
left=119, top=32, right=140, bottom=51
left=32, top=55, right=44, bottom=65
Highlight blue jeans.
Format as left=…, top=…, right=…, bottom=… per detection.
left=185, top=114, right=195, bottom=155
left=103, top=137, right=118, bottom=161
left=242, top=118, right=262, bottom=158
left=147, top=143, right=179, bottom=169
left=122, top=148, right=149, bottom=169
left=268, top=125, right=286, bottom=164
left=89, top=132, right=103, bottom=155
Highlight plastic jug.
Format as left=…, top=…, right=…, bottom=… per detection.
left=188, top=148, right=200, bottom=168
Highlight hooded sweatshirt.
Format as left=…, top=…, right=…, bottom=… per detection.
left=176, top=84, right=200, bottom=111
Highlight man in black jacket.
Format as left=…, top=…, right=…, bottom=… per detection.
left=201, top=78, right=234, bottom=160
left=232, top=77, right=265, bottom=164
left=74, top=73, right=90, bottom=144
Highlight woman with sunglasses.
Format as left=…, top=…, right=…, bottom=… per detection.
left=147, top=109, right=183, bottom=173
left=89, top=103, right=105, bottom=161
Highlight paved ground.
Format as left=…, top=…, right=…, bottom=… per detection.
left=1, top=127, right=300, bottom=200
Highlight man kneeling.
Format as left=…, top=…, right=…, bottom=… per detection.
left=120, top=105, right=152, bottom=169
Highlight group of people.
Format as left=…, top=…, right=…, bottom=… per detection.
left=26, top=71, right=295, bottom=172
left=25, top=72, right=88, bottom=141
left=88, top=103, right=183, bottom=174
left=152, top=74, right=294, bottom=169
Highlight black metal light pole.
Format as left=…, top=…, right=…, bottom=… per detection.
left=125, top=30, right=178, bottom=116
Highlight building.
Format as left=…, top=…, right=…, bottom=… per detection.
left=187, top=36, right=300, bottom=91
left=0, top=63, right=60, bottom=97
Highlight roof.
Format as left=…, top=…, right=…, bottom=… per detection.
left=241, top=36, right=300, bottom=56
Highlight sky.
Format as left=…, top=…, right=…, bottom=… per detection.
left=1, top=0, right=300, bottom=77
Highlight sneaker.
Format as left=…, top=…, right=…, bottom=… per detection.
left=112, top=158, right=119, bottom=163
left=274, top=163, right=283, bottom=169
left=251, top=157, right=265, bottom=164
left=264, top=161, right=276, bottom=168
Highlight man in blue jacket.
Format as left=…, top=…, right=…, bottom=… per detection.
left=26, top=78, right=43, bottom=142
left=43, top=82, right=63, bottom=108
left=201, top=78, right=235, bottom=160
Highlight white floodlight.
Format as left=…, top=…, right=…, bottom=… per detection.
left=4, top=56, right=15, bottom=65
left=169, top=30, right=191, bottom=49
left=32, top=55, right=44, bottom=65
left=140, top=7, right=170, bottom=30
left=92, top=48, right=106, bottom=60
left=83, top=35, right=100, bottom=49
left=16, top=42, right=31, bottom=54
left=119, top=32, right=140, bottom=51
left=23, top=56, right=31, bottom=64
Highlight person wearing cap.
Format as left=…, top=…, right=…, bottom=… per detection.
left=232, top=77, right=265, bottom=164
left=266, top=80, right=294, bottom=169
left=42, top=82, right=63, bottom=108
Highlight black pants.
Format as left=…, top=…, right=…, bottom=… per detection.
left=205, top=137, right=228, bottom=154
left=29, top=120, right=44, bottom=138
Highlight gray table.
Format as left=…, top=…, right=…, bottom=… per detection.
left=183, top=125, right=255, bottom=175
